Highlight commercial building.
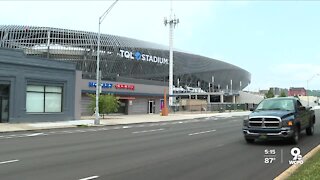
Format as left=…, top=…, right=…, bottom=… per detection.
left=288, top=87, right=307, bottom=96
left=0, top=48, right=78, bottom=123
left=0, top=25, right=251, bottom=122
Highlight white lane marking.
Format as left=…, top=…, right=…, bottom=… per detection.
left=188, top=129, right=216, bottom=136
left=75, top=130, right=86, bottom=132
left=122, top=126, right=131, bottom=129
left=26, top=133, right=47, bottom=137
left=47, top=131, right=57, bottom=134
left=79, top=175, right=99, bottom=180
left=61, top=131, right=75, bottom=134
left=178, top=121, right=183, bottom=124
left=132, top=128, right=164, bottom=134
left=0, top=159, right=19, bottom=165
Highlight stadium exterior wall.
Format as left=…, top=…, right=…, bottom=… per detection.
left=0, top=25, right=253, bottom=121
left=0, top=25, right=251, bottom=92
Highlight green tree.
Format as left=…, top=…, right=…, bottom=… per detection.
left=265, top=89, right=275, bottom=98
left=279, top=90, right=287, bottom=97
left=88, top=94, right=120, bottom=119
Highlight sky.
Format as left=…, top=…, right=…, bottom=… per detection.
left=1, top=0, right=320, bottom=92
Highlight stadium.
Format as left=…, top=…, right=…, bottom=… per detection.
left=0, top=25, right=251, bottom=122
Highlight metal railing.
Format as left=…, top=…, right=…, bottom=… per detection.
left=170, top=103, right=258, bottom=113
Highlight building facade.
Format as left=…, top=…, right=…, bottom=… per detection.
left=0, top=48, right=78, bottom=123
left=0, top=25, right=252, bottom=121
left=288, top=87, right=307, bottom=96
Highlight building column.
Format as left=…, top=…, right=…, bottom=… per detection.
left=220, top=94, right=224, bottom=103
left=232, top=95, right=236, bottom=104
left=207, top=94, right=210, bottom=104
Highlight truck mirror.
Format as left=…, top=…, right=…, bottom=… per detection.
left=298, top=106, right=306, bottom=111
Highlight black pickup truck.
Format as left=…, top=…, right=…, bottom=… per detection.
left=243, top=97, right=315, bottom=144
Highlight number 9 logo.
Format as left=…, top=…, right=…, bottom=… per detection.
left=291, top=147, right=301, bottom=160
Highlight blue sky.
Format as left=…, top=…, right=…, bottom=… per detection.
left=1, top=1, right=320, bottom=91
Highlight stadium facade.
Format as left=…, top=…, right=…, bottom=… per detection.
left=0, top=25, right=251, bottom=123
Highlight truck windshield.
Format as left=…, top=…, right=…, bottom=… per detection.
left=255, top=99, right=295, bottom=111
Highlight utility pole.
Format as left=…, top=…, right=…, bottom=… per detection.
left=307, top=73, right=320, bottom=107
left=164, top=1, right=179, bottom=108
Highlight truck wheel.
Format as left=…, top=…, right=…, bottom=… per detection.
left=306, top=124, right=314, bottom=136
left=290, top=127, right=299, bottom=144
left=245, top=138, right=254, bottom=144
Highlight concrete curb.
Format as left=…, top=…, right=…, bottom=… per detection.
left=274, top=144, right=320, bottom=180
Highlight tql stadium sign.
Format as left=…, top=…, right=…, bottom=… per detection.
left=119, top=49, right=169, bottom=65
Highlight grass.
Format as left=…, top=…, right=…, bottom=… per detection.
left=288, top=150, right=320, bottom=180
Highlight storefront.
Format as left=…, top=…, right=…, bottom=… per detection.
left=0, top=48, right=78, bottom=123
left=80, top=79, right=168, bottom=115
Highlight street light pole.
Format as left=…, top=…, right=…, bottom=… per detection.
left=95, top=0, right=119, bottom=125
left=164, top=2, right=179, bottom=108
left=307, top=73, right=320, bottom=107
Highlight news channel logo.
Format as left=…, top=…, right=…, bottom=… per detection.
left=289, top=147, right=303, bottom=165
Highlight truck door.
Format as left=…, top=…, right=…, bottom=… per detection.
left=296, top=100, right=309, bottom=129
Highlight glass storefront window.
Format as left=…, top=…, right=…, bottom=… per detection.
left=26, top=85, right=62, bottom=113
left=26, top=92, right=44, bottom=112
left=45, top=93, right=62, bottom=112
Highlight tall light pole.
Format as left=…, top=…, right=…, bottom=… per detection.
left=95, top=0, right=119, bottom=125
left=164, top=2, right=179, bottom=107
left=307, top=73, right=320, bottom=107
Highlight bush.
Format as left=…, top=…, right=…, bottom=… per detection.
left=88, top=94, right=120, bottom=118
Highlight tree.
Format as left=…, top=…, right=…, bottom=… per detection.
left=279, top=90, right=287, bottom=97
left=88, top=94, right=120, bottom=119
left=265, top=89, right=275, bottom=98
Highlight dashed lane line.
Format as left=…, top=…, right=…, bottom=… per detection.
left=79, top=175, right=99, bottom=180
left=0, top=159, right=19, bottom=165
left=188, top=129, right=216, bottom=136
left=132, top=128, right=165, bottom=134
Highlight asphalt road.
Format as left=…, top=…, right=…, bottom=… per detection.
left=0, top=115, right=319, bottom=180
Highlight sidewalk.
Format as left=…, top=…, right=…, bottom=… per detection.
left=0, top=111, right=251, bottom=133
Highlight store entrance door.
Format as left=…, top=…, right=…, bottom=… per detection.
left=0, top=84, right=10, bottom=123
left=148, top=100, right=155, bottom=114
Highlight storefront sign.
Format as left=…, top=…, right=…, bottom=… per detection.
left=88, top=82, right=113, bottom=88
left=119, top=49, right=169, bottom=65
left=115, top=84, right=135, bottom=91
